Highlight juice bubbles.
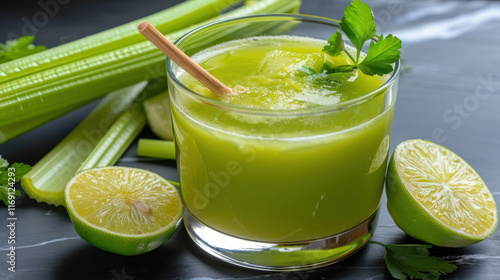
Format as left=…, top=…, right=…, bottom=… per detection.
left=167, top=14, right=399, bottom=270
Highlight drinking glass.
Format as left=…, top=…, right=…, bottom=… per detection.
left=166, top=14, right=400, bottom=271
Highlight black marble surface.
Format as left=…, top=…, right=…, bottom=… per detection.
left=1, top=0, right=499, bottom=279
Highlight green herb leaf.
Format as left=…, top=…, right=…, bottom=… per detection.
left=8, top=163, right=32, bottom=183
left=299, top=63, right=357, bottom=90
left=0, top=156, right=31, bottom=206
left=298, top=65, right=318, bottom=75
left=358, top=34, right=402, bottom=75
left=322, top=63, right=358, bottom=74
left=299, top=64, right=357, bottom=76
left=323, top=30, right=346, bottom=57
left=0, top=36, right=46, bottom=64
left=304, top=0, right=402, bottom=86
left=339, top=0, right=376, bottom=63
left=370, top=241, right=457, bottom=280
left=314, top=71, right=354, bottom=89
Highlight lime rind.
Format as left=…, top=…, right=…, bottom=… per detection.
left=67, top=209, right=181, bottom=256
left=386, top=139, right=498, bottom=247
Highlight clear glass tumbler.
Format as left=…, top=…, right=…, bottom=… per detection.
left=167, top=14, right=400, bottom=271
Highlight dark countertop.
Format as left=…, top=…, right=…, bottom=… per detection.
left=1, top=0, right=499, bottom=279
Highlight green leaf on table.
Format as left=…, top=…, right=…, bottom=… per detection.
left=0, top=185, right=20, bottom=205
left=370, top=241, right=457, bottom=280
left=339, top=0, right=376, bottom=62
left=0, top=36, right=46, bottom=64
left=0, top=156, right=32, bottom=206
left=358, top=34, right=402, bottom=76
left=5, top=163, right=32, bottom=183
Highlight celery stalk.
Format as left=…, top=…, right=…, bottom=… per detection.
left=0, top=53, right=163, bottom=126
left=0, top=0, right=301, bottom=130
left=0, top=101, right=84, bottom=143
left=0, top=0, right=241, bottom=83
left=20, top=79, right=167, bottom=206
left=137, top=139, right=176, bottom=160
left=167, top=180, right=180, bottom=189
left=78, top=106, right=146, bottom=170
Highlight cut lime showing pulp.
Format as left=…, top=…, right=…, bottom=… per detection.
left=65, top=166, right=183, bottom=255
left=386, top=139, right=498, bottom=247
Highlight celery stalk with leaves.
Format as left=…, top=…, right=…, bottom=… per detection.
left=0, top=0, right=241, bottom=83
left=0, top=0, right=301, bottom=142
left=0, top=36, right=45, bottom=64
left=0, top=0, right=242, bottom=140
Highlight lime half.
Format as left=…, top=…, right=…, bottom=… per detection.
left=386, top=139, right=498, bottom=247
left=65, top=166, right=183, bottom=255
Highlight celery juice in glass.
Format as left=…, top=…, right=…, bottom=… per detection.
left=167, top=15, right=400, bottom=271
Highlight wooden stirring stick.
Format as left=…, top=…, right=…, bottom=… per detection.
left=138, top=21, right=233, bottom=95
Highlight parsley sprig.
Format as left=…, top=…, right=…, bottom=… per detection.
left=304, top=0, right=402, bottom=86
left=0, top=36, right=46, bottom=64
left=0, top=156, right=31, bottom=206
left=370, top=241, right=457, bottom=280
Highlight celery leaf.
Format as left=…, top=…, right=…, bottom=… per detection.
left=358, top=34, right=402, bottom=75
left=323, top=30, right=346, bottom=57
left=316, top=0, right=402, bottom=79
left=299, top=63, right=357, bottom=90
left=370, top=241, right=457, bottom=280
left=0, top=36, right=46, bottom=64
left=339, top=0, right=376, bottom=62
left=0, top=162, right=32, bottom=183
left=0, top=156, right=31, bottom=206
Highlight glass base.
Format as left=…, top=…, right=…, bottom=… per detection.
left=183, top=209, right=379, bottom=271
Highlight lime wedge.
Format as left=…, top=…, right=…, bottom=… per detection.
left=386, top=139, right=498, bottom=247
left=143, top=91, right=174, bottom=141
left=65, top=166, right=183, bottom=255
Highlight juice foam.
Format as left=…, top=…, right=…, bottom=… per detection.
left=179, top=35, right=388, bottom=109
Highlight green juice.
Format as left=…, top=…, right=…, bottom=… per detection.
left=170, top=35, right=395, bottom=242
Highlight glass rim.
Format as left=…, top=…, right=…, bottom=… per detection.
left=166, top=13, right=401, bottom=116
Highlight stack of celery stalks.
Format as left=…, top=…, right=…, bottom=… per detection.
left=0, top=0, right=301, bottom=206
